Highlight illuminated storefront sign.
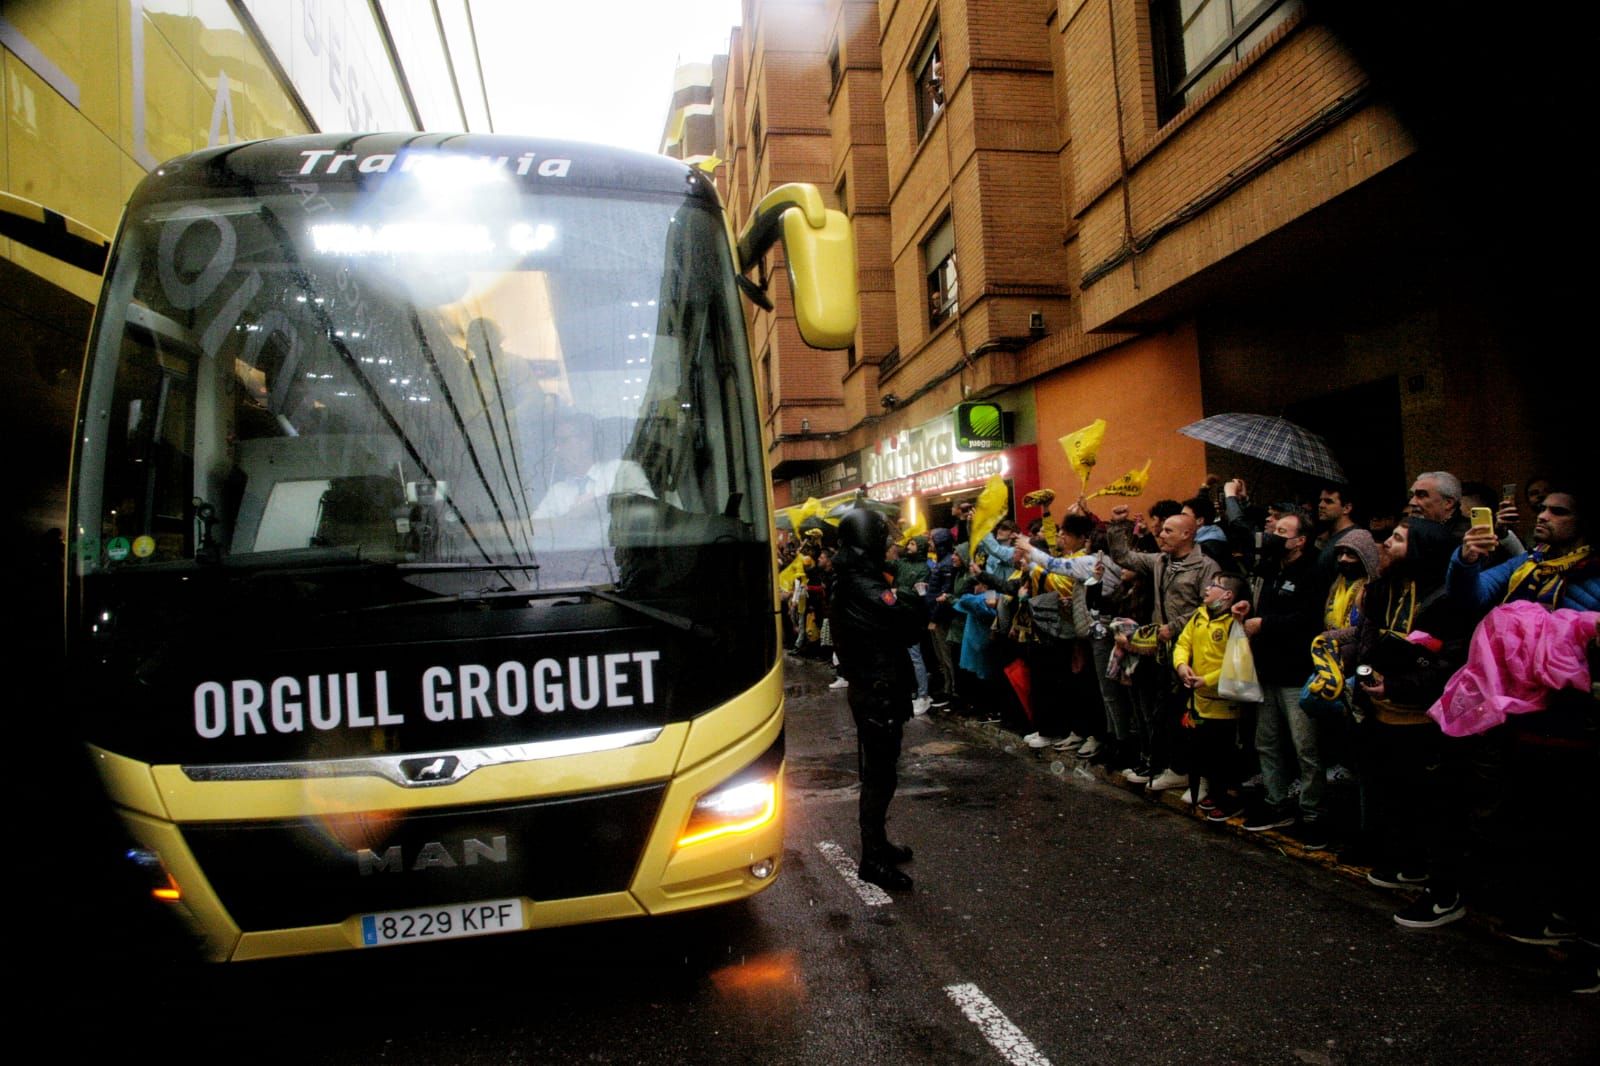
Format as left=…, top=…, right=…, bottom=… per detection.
left=862, top=413, right=1018, bottom=502
left=866, top=452, right=1010, bottom=503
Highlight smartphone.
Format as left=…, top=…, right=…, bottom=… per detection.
left=1501, top=482, right=1519, bottom=504
left=1470, top=506, right=1495, bottom=531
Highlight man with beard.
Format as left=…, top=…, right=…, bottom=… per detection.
left=830, top=507, right=929, bottom=892
left=1433, top=487, right=1598, bottom=992
left=1348, top=517, right=1466, bottom=910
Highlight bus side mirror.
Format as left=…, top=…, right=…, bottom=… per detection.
left=737, top=183, right=859, bottom=351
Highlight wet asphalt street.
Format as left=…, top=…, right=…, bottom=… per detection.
left=46, top=654, right=1599, bottom=1064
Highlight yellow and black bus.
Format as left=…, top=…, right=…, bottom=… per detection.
left=67, top=134, right=855, bottom=961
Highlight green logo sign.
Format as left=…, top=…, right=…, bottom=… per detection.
left=955, top=402, right=1006, bottom=451
left=107, top=537, right=131, bottom=562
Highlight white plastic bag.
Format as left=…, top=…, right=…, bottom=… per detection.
left=1218, top=622, right=1264, bottom=703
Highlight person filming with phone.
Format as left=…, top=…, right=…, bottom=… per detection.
left=1449, top=486, right=1596, bottom=611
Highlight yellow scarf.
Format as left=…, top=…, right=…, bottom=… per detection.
left=1502, top=544, right=1593, bottom=606
left=1382, top=579, right=1417, bottom=639
left=1324, top=575, right=1365, bottom=630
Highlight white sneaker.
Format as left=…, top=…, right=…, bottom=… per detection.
left=1077, top=736, right=1102, bottom=758
left=1121, top=766, right=1152, bottom=784
left=828, top=677, right=849, bottom=690
left=1148, top=768, right=1187, bottom=791
left=1024, top=732, right=1054, bottom=749
left=1179, top=778, right=1211, bottom=805
left=1059, top=733, right=1085, bottom=751
left=912, top=697, right=931, bottom=716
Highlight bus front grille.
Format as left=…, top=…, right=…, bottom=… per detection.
left=181, top=784, right=667, bottom=930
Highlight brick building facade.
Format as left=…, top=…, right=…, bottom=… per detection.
left=704, top=0, right=1582, bottom=525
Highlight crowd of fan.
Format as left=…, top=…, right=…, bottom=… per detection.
left=779, top=471, right=1598, bottom=993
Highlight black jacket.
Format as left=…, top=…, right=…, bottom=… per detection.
left=1249, top=550, right=1324, bottom=685
left=831, top=545, right=929, bottom=717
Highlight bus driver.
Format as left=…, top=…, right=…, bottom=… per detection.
left=533, top=411, right=653, bottom=518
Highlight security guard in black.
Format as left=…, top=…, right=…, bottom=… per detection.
left=830, top=508, right=928, bottom=891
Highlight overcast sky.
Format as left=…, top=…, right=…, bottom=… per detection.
left=470, top=1, right=743, bottom=153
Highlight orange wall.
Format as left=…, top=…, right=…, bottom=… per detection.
left=1032, top=324, right=1207, bottom=515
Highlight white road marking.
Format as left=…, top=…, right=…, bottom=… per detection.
left=944, top=983, right=1053, bottom=1066
left=815, top=840, right=893, bottom=906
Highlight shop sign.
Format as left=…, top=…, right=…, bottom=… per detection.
left=863, top=415, right=962, bottom=485
left=866, top=452, right=1010, bottom=503
left=791, top=458, right=860, bottom=501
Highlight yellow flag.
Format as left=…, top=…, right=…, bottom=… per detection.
left=1059, top=419, right=1107, bottom=488
left=1087, top=459, right=1152, bottom=499
left=898, top=508, right=928, bottom=546
left=969, top=475, right=1010, bottom=555
left=1022, top=488, right=1058, bottom=554
left=796, top=496, right=840, bottom=528
left=777, top=550, right=808, bottom=592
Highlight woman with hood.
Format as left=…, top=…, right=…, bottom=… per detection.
left=1348, top=517, right=1470, bottom=921
left=1313, top=528, right=1383, bottom=804
left=1321, top=528, right=1383, bottom=640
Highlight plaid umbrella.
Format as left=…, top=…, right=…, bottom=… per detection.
left=827, top=495, right=900, bottom=519
left=1178, top=413, right=1346, bottom=483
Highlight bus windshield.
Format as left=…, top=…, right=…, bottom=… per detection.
left=75, top=162, right=769, bottom=605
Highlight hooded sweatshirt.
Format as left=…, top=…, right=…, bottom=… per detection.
left=1322, top=528, right=1381, bottom=634
left=924, top=528, right=959, bottom=623
left=1355, top=518, right=1469, bottom=721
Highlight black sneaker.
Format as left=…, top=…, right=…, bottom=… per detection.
left=1500, top=913, right=1577, bottom=946
left=1367, top=868, right=1430, bottom=889
left=1242, top=805, right=1295, bottom=832
left=1394, top=890, right=1466, bottom=929
left=858, top=860, right=913, bottom=892
left=1288, top=819, right=1328, bottom=852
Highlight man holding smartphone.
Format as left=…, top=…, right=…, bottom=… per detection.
left=1435, top=485, right=1598, bottom=992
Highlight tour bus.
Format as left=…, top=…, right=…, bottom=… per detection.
left=67, top=134, right=856, bottom=961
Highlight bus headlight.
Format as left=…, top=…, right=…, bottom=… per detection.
left=677, top=779, right=778, bottom=848
left=676, top=732, right=784, bottom=849
left=126, top=847, right=183, bottom=902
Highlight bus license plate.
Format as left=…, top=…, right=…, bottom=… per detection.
left=360, top=898, right=524, bottom=947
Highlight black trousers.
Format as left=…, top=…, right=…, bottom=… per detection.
left=848, top=679, right=906, bottom=859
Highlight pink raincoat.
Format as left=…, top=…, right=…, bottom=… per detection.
left=1429, top=600, right=1599, bottom=737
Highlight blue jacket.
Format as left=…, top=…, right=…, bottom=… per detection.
left=953, top=592, right=997, bottom=679
left=1447, top=546, right=1600, bottom=614
left=925, top=528, right=960, bottom=623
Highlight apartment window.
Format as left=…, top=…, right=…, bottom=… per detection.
left=835, top=175, right=849, bottom=216
left=1153, top=0, right=1302, bottom=123
left=761, top=349, right=773, bottom=415
left=922, top=215, right=957, bottom=329
left=912, top=27, right=944, bottom=139
left=750, top=105, right=762, bottom=158
left=828, top=39, right=842, bottom=95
